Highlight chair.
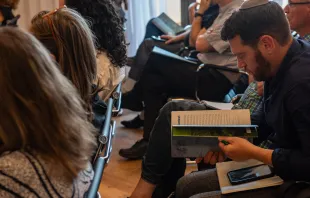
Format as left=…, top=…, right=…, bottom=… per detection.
left=87, top=92, right=119, bottom=197
left=112, top=83, right=122, bottom=117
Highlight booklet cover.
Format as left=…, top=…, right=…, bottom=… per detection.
left=171, top=110, right=258, bottom=157
left=152, top=13, right=185, bottom=36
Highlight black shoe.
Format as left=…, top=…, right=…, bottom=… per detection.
left=119, top=139, right=148, bottom=159
left=122, top=92, right=144, bottom=111
left=121, top=115, right=144, bottom=129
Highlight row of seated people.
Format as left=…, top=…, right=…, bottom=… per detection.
left=119, top=0, right=310, bottom=198
left=0, top=0, right=126, bottom=197
left=120, top=0, right=245, bottom=159
left=119, top=0, right=310, bottom=159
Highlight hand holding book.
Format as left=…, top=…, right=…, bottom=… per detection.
left=218, top=136, right=263, bottom=162
left=196, top=151, right=226, bottom=165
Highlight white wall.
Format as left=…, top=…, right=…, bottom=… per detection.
left=15, top=0, right=58, bottom=30
left=166, top=0, right=181, bottom=25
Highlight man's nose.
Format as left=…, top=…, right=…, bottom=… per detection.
left=237, top=59, right=246, bottom=69
left=284, top=5, right=289, bottom=13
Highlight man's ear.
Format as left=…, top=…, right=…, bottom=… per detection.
left=258, top=35, right=275, bottom=55
left=307, top=5, right=310, bottom=15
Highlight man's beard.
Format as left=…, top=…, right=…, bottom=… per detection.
left=253, top=50, right=272, bottom=81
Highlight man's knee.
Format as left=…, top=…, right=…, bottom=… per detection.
left=146, top=18, right=156, bottom=28
left=160, top=100, right=206, bottom=115
left=159, top=101, right=190, bottom=117
left=176, top=173, right=198, bottom=198
left=142, top=38, right=156, bottom=52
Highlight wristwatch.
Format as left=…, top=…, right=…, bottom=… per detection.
left=194, top=12, right=204, bottom=18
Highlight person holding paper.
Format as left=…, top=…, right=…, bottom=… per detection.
left=129, top=1, right=310, bottom=198
left=126, top=1, right=219, bottom=82
left=176, top=1, right=310, bottom=198
left=120, top=0, right=244, bottom=160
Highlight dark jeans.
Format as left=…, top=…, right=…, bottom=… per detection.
left=128, top=53, right=233, bottom=140
left=129, top=38, right=183, bottom=81
left=144, top=18, right=164, bottom=39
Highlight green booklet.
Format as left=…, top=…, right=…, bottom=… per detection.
left=171, top=109, right=258, bottom=158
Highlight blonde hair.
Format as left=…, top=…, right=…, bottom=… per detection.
left=0, top=0, right=19, bottom=9
left=0, top=27, right=96, bottom=180
left=30, top=8, right=97, bottom=121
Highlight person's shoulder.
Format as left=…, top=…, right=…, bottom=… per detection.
left=0, top=151, right=34, bottom=184
left=0, top=151, right=27, bottom=167
left=285, top=44, right=310, bottom=90
left=226, top=0, right=244, bottom=12
left=74, top=162, right=94, bottom=198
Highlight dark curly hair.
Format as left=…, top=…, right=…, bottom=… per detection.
left=66, top=0, right=127, bottom=67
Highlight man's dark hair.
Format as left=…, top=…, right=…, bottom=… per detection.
left=221, top=2, right=291, bottom=47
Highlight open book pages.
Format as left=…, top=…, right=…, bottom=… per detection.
left=171, top=109, right=251, bottom=126
left=171, top=110, right=257, bottom=157
left=200, top=100, right=234, bottom=110
left=216, top=159, right=283, bottom=194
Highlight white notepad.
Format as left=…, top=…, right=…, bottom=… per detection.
left=216, top=159, right=284, bottom=194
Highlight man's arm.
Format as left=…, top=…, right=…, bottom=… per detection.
left=188, top=2, right=199, bottom=25
left=270, top=82, right=310, bottom=181
left=195, top=33, right=214, bottom=52
left=220, top=82, right=310, bottom=182
left=161, top=29, right=191, bottom=45
left=189, top=0, right=210, bottom=48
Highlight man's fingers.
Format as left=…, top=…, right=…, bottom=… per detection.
left=204, top=151, right=214, bottom=164
left=160, top=35, right=170, bottom=39
left=218, top=152, right=225, bottom=162
left=196, top=157, right=203, bottom=164
left=219, top=142, right=227, bottom=153
left=209, top=152, right=219, bottom=165
left=165, top=39, right=173, bottom=45
left=218, top=136, right=234, bottom=143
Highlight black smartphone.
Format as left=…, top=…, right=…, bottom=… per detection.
left=151, top=36, right=167, bottom=42
left=227, top=164, right=274, bottom=185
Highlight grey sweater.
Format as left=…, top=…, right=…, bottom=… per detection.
left=0, top=151, right=93, bottom=198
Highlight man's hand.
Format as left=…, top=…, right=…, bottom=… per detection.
left=189, top=2, right=199, bottom=15
left=196, top=151, right=226, bottom=165
left=198, top=0, right=211, bottom=13
left=218, top=137, right=258, bottom=162
left=256, top=82, right=264, bottom=96
left=160, top=35, right=181, bottom=45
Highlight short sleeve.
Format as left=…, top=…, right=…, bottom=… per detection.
left=203, top=11, right=235, bottom=54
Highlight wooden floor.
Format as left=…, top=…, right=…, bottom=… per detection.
left=98, top=110, right=197, bottom=198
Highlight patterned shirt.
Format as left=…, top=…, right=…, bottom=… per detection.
left=232, top=82, right=263, bottom=114
left=303, top=34, right=310, bottom=42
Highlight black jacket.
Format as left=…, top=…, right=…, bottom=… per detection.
left=260, top=39, right=310, bottom=181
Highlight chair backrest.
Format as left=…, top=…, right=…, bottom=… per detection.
left=87, top=83, right=123, bottom=197
left=112, top=83, right=122, bottom=116
left=87, top=99, right=115, bottom=198
left=92, top=98, right=114, bottom=164
left=86, top=157, right=106, bottom=198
